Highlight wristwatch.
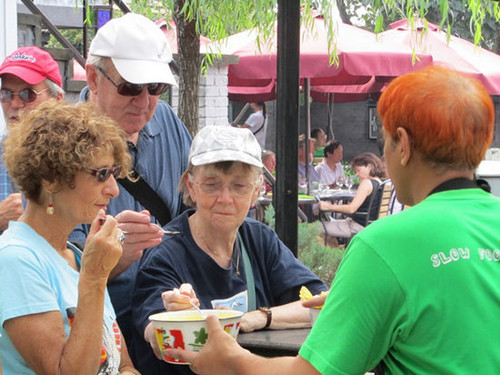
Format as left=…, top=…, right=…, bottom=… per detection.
left=258, top=306, right=272, bottom=330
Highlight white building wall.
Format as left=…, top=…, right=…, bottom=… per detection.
left=1, top=0, right=18, bottom=136
left=171, top=62, right=230, bottom=133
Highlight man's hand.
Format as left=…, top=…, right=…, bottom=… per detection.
left=0, top=193, right=23, bottom=231
left=109, top=210, right=164, bottom=279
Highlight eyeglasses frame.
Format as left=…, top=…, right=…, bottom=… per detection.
left=0, top=87, right=50, bottom=104
left=86, top=166, right=123, bottom=183
left=96, top=66, right=169, bottom=97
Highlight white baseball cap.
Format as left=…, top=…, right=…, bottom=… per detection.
left=189, top=126, right=263, bottom=168
left=89, top=13, right=177, bottom=86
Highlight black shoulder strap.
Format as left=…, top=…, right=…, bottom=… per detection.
left=117, top=171, right=172, bottom=226
left=252, top=122, right=265, bottom=135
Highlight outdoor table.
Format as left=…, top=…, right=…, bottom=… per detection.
left=237, top=328, right=310, bottom=357
left=317, top=188, right=355, bottom=202
left=254, top=195, right=317, bottom=222
left=237, top=328, right=378, bottom=374
left=315, top=189, right=355, bottom=222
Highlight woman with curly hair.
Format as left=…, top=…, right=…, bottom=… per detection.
left=0, top=100, right=139, bottom=374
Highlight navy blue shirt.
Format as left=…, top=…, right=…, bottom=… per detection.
left=131, top=210, right=328, bottom=375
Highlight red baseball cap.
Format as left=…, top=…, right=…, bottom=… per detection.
left=0, top=46, right=62, bottom=88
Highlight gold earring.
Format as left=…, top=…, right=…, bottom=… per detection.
left=46, top=192, right=54, bottom=215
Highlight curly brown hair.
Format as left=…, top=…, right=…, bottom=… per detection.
left=3, top=99, right=131, bottom=203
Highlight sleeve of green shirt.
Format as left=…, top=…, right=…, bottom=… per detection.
left=299, top=235, right=407, bottom=375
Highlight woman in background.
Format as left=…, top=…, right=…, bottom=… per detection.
left=240, top=102, right=267, bottom=150
left=318, top=152, right=385, bottom=239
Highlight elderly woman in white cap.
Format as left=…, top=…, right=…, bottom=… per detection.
left=130, top=126, right=328, bottom=375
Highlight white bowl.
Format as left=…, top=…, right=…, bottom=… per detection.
left=149, top=309, right=244, bottom=364
left=309, top=307, right=322, bottom=326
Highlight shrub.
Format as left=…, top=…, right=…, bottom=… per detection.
left=264, top=205, right=344, bottom=286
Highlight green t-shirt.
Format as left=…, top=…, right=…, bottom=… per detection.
left=313, top=148, right=324, bottom=165
left=300, top=188, right=500, bottom=374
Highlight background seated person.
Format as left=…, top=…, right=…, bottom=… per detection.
left=315, top=140, right=345, bottom=187
left=261, top=149, right=276, bottom=194
left=317, top=152, right=385, bottom=239
left=310, top=128, right=327, bottom=165
left=130, top=126, right=328, bottom=375
left=298, top=134, right=320, bottom=184
left=0, top=101, right=138, bottom=374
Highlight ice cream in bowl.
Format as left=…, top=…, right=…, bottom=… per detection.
left=149, top=309, right=244, bottom=364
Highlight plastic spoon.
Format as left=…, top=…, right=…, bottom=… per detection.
left=155, top=224, right=180, bottom=235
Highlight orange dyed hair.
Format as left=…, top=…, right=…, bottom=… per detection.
left=378, top=66, right=494, bottom=170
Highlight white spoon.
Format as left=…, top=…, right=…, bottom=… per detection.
left=155, top=224, right=180, bottom=235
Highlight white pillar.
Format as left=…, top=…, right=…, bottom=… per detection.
left=0, top=0, right=17, bottom=59
left=0, top=0, right=17, bottom=136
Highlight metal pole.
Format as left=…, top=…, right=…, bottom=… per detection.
left=83, top=0, right=87, bottom=59
left=305, top=78, right=311, bottom=194
left=275, top=0, right=300, bottom=256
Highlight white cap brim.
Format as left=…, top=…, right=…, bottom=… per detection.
left=191, top=149, right=263, bottom=168
left=113, top=58, right=177, bottom=86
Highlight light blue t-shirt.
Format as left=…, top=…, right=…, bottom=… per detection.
left=0, top=222, right=121, bottom=374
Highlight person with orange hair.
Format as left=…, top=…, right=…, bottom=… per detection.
left=164, top=66, right=500, bottom=375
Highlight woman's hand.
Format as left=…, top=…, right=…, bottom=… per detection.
left=302, top=292, right=329, bottom=308
left=161, top=283, right=200, bottom=312
left=144, top=322, right=163, bottom=360
left=81, top=210, right=123, bottom=279
left=317, top=200, right=332, bottom=211
left=144, top=284, right=203, bottom=361
left=239, top=310, right=269, bottom=332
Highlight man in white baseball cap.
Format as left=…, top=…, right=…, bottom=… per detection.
left=69, top=13, right=192, bottom=347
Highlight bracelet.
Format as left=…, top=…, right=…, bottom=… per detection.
left=258, top=306, right=272, bottom=330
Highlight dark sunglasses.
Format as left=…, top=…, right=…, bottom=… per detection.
left=0, top=88, right=49, bottom=103
left=96, top=66, right=169, bottom=96
left=87, top=166, right=123, bottom=183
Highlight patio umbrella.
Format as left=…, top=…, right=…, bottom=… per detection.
left=377, top=19, right=500, bottom=95
left=217, top=16, right=433, bottom=99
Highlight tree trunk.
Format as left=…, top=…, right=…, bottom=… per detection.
left=174, top=0, right=201, bottom=136
left=336, top=1, right=352, bottom=25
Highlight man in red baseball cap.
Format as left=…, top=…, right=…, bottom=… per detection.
left=0, top=46, right=64, bottom=233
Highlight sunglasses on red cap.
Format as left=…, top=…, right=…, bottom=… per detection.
left=97, top=66, right=169, bottom=96
left=0, top=88, right=50, bottom=104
